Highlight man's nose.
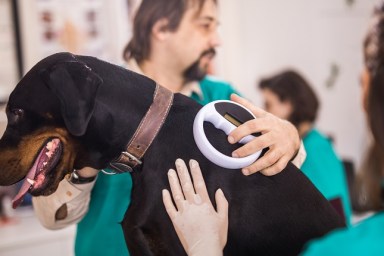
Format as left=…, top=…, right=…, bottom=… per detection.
left=210, top=30, right=221, bottom=48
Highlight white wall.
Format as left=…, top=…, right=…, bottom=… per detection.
left=0, top=0, right=19, bottom=101
left=217, top=0, right=378, bottom=167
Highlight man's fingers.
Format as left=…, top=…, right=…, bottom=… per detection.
left=232, top=132, right=272, bottom=158
left=259, top=156, right=290, bottom=176
left=162, top=189, right=178, bottom=219
left=228, top=119, right=260, bottom=144
left=242, top=148, right=281, bottom=175
left=228, top=117, right=276, bottom=145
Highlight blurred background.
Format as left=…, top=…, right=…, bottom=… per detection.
left=0, top=0, right=378, bottom=255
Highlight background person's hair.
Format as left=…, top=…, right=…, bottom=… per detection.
left=258, top=70, right=319, bottom=128
left=352, top=2, right=384, bottom=212
left=123, top=0, right=216, bottom=63
left=364, top=2, right=384, bottom=152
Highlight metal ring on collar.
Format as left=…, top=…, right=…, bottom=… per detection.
left=101, top=169, right=118, bottom=175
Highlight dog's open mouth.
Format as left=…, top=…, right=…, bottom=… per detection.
left=12, top=138, right=63, bottom=208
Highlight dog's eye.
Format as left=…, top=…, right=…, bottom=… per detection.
left=8, top=108, right=24, bottom=124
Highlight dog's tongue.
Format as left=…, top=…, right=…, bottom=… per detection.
left=11, top=145, right=47, bottom=209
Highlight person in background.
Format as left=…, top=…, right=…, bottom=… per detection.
left=32, top=0, right=303, bottom=255
left=258, top=70, right=352, bottom=225
left=163, top=1, right=384, bottom=254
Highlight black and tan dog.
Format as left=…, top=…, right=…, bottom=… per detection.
left=0, top=52, right=344, bottom=255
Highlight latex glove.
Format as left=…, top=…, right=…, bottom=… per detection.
left=162, top=159, right=228, bottom=256
left=228, top=94, right=300, bottom=176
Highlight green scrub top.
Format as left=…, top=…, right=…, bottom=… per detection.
left=301, top=129, right=352, bottom=226
left=302, top=211, right=384, bottom=255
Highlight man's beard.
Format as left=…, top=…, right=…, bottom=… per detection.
left=183, top=48, right=216, bottom=83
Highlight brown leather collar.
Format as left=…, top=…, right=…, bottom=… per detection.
left=109, top=84, right=173, bottom=173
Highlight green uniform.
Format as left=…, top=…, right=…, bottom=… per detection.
left=301, top=129, right=352, bottom=226
left=75, top=76, right=238, bottom=255
left=302, top=211, right=384, bottom=255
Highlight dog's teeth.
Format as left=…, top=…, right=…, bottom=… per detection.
left=27, top=178, right=35, bottom=185
left=43, top=162, right=47, bottom=166
left=46, top=141, right=52, bottom=150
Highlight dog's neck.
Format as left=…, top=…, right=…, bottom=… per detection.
left=109, top=84, right=173, bottom=173
left=66, top=55, right=175, bottom=171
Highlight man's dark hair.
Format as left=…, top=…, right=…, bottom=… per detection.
left=123, top=0, right=216, bottom=63
left=258, top=70, right=319, bottom=127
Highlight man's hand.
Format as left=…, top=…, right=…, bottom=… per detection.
left=228, top=94, right=300, bottom=176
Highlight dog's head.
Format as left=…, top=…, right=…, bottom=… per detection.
left=0, top=52, right=103, bottom=206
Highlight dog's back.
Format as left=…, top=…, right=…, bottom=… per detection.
left=123, top=94, right=345, bottom=255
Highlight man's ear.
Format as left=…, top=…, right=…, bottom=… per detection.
left=41, top=61, right=102, bottom=136
left=152, top=18, right=170, bottom=41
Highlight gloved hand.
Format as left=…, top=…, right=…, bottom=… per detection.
left=162, top=159, right=228, bottom=256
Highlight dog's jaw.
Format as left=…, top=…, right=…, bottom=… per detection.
left=0, top=124, right=84, bottom=205
left=12, top=138, right=62, bottom=208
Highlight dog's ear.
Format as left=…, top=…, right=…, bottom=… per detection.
left=41, top=61, right=102, bottom=136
